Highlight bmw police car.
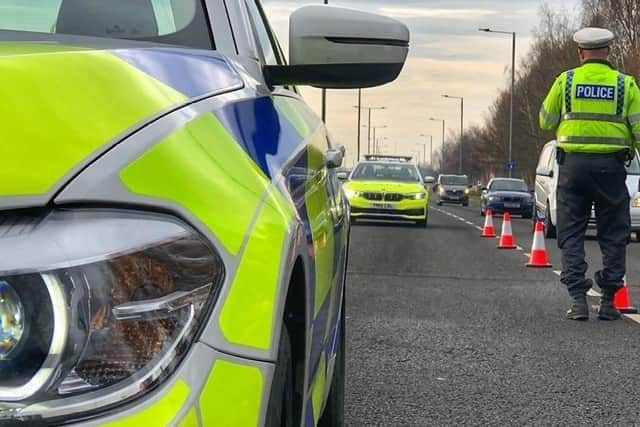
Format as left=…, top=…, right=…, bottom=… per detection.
left=0, top=1, right=408, bottom=426
left=343, top=155, right=430, bottom=227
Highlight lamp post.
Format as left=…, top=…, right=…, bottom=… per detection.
left=356, top=105, right=386, bottom=154
left=429, top=118, right=445, bottom=172
left=362, top=124, right=387, bottom=154
left=420, top=134, right=433, bottom=167
left=442, top=95, right=464, bottom=175
left=356, top=89, right=361, bottom=161
left=479, top=28, right=516, bottom=177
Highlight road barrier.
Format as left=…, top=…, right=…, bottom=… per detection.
left=481, top=209, right=496, bottom=238
left=526, top=220, right=552, bottom=268
left=497, top=212, right=517, bottom=249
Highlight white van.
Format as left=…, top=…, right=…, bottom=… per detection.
left=534, top=140, right=640, bottom=238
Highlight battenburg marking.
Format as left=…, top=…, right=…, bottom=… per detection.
left=576, top=84, right=615, bottom=100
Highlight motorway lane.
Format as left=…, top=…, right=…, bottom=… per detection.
left=345, top=204, right=640, bottom=425
left=443, top=199, right=640, bottom=309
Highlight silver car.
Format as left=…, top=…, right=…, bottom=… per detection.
left=534, top=140, right=640, bottom=238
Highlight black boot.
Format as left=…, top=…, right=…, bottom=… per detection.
left=566, top=295, right=589, bottom=321
left=598, top=292, right=622, bottom=321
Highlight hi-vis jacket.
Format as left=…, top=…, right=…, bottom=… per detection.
left=540, top=59, right=640, bottom=153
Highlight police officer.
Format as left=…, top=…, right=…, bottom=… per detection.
left=540, top=28, right=640, bottom=321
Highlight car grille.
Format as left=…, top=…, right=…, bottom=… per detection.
left=362, top=192, right=384, bottom=201
left=502, top=196, right=521, bottom=203
left=446, top=190, right=464, bottom=196
left=384, top=193, right=403, bottom=202
left=362, top=192, right=406, bottom=202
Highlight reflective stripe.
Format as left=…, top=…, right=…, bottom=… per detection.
left=120, top=114, right=269, bottom=256
left=104, top=380, right=190, bottom=427
left=617, top=73, right=626, bottom=116
left=565, top=70, right=575, bottom=113
left=540, top=107, right=560, bottom=127
left=562, top=112, right=627, bottom=124
left=628, top=113, right=640, bottom=125
left=199, top=360, right=263, bottom=427
left=558, top=135, right=630, bottom=145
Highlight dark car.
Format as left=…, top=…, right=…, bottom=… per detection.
left=481, top=178, right=534, bottom=218
left=435, top=174, right=470, bottom=206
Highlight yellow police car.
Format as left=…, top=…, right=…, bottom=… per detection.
left=0, top=1, right=408, bottom=425
left=343, top=156, right=430, bottom=227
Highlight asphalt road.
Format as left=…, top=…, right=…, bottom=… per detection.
left=345, top=199, right=640, bottom=425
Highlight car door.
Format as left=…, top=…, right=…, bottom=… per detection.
left=535, top=143, right=554, bottom=213
left=243, top=0, right=347, bottom=416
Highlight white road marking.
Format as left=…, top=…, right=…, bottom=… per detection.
left=587, top=289, right=602, bottom=297
left=624, top=314, right=640, bottom=324
left=553, top=270, right=561, bottom=276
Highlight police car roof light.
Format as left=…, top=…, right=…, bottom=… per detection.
left=363, top=154, right=412, bottom=162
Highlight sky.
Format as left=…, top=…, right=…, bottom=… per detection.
left=262, top=0, right=580, bottom=167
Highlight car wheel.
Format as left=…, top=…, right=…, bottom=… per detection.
left=265, top=325, right=294, bottom=427
left=544, top=202, right=557, bottom=239
left=437, top=201, right=443, bottom=206
left=318, top=294, right=345, bottom=427
left=416, top=219, right=427, bottom=228
left=462, top=202, right=469, bottom=207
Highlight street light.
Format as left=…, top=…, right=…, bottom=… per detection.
left=479, top=27, right=516, bottom=177
left=442, top=95, right=464, bottom=175
left=355, top=105, right=386, bottom=155
left=321, top=0, right=329, bottom=123
left=429, top=118, right=446, bottom=171
left=419, top=134, right=433, bottom=167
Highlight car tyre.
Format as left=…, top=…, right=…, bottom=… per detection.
left=318, top=294, right=345, bottom=427
left=462, top=202, right=469, bottom=207
left=437, top=201, right=443, bottom=206
left=265, top=325, right=294, bottom=427
left=544, top=202, right=557, bottom=239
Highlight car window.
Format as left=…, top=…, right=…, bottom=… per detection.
left=352, top=163, right=421, bottom=182
left=489, top=180, right=529, bottom=192
left=440, top=176, right=469, bottom=186
left=0, top=0, right=213, bottom=49
left=244, top=0, right=280, bottom=65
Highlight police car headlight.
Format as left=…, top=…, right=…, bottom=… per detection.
left=633, top=196, right=640, bottom=208
left=409, top=192, right=426, bottom=200
left=344, top=189, right=362, bottom=199
left=0, top=209, right=224, bottom=423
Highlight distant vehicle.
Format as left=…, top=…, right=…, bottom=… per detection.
left=343, top=155, right=430, bottom=227
left=434, top=174, right=470, bottom=206
left=535, top=140, right=640, bottom=238
left=480, top=178, right=534, bottom=218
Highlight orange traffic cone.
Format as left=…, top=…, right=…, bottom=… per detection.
left=498, top=212, right=517, bottom=249
left=613, top=278, right=638, bottom=314
left=526, top=220, right=552, bottom=268
left=482, top=209, right=496, bottom=238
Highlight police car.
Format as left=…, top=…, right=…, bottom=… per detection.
left=0, top=2, right=408, bottom=425
left=343, top=155, right=430, bottom=227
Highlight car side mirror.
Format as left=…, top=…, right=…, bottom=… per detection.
left=265, top=5, right=409, bottom=89
left=336, top=171, right=348, bottom=180
left=536, top=165, right=554, bottom=178
left=325, top=148, right=344, bottom=169
left=423, top=176, right=436, bottom=184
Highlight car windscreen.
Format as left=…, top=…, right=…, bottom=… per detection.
left=0, top=0, right=213, bottom=49
left=489, top=180, right=529, bottom=192
left=440, top=176, right=469, bottom=186
left=351, top=163, right=421, bottom=183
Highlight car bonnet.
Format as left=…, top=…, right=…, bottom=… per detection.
left=0, top=41, right=243, bottom=210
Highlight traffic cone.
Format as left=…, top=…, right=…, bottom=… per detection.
left=498, top=212, right=517, bottom=249
left=482, top=209, right=496, bottom=238
left=613, top=278, right=638, bottom=314
left=526, top=220, right=552, bottom=268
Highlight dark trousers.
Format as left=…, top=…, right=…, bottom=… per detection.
left=557, top=152, right=630, bottom=298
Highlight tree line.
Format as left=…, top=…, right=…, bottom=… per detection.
left=437, top=0, right=640, bottom=184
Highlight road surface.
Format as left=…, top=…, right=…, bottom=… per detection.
left=345, top=200, right=640, bottom=425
